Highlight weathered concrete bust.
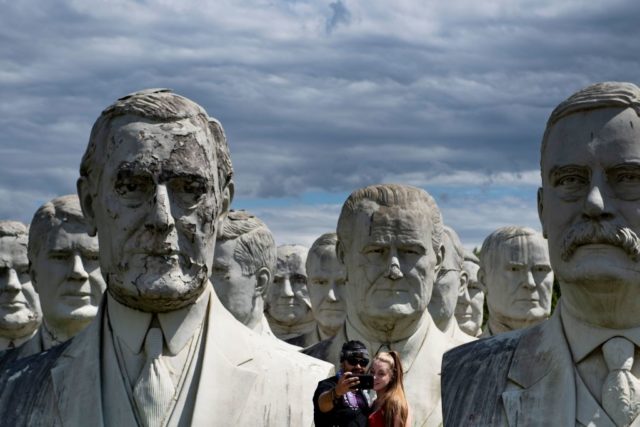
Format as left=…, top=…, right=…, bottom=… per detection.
left=212, top=209, right=276, bottom=333
left=0, top=89, right=332, bottom=426
left=443, top=82, right=640, bottom=426
left=306, top=232, right=346, bottom=343
left=0, top=221, right=40, bottom=349
left=454, top=251, right=484, bottom=337
left=478, top=226, right=553, bottom=336
left=428, top=226, right=475, bottom=343
left=304, top=184, right=458, bottom=426
left=28, top=194, right=106, bottom=348
left=265, top=244, right=315, bottom=345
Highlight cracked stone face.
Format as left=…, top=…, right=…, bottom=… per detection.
left=455, top=260, right=483, bottom=336
left=307, top=247, right=346, bottom=332
left=267, top=245, right=312, bottom=325
left=429, top=232, right=463, bottom=329
left=31, top=219, right=105, bottom=335
left=0, top=232, right=41, bottom=340
left=91, top=115, right=220, bottom=313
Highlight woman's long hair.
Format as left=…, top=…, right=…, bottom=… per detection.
left=373, top=351, right=409, bottom=426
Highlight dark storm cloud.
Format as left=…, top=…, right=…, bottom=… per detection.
left=1, top=0, right=640, bottom=241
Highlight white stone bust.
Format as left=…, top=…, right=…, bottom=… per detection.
left=265, top=244, right=315, bottom=344
left=478, top=226, right=554, bottom=336
left=428, top=226, right=474, bottom=342
left=0, top=221, right=41, bottom=350
left=454, top=251, right=484, bottom=337
left=333, top=183, right=458, bottom=426
left=306, top=232, right=346, bottom=343
left=27, top=194, right=106, bottom=348
left=212, top=209, right=276, bottom=333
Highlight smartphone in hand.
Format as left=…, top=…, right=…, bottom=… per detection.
left=352, top=374, right=374, bottom=390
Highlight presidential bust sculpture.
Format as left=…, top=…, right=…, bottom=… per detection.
left=266, top=244, right=316, bottom=346
left=0, top=89, right=332, bottom=426
left=304, top=184, right=458, bottom=426
left=478, top=226, right=554, bottom=337
left=443, top=82, right=640, bottom=426
left=0, top=221, right=40, bottom=351
left=22, top=194, right=106, bottom=356
left=428, top=226, right=476, bottom=343
left=454, top=250, right=484, bottom=337
left=305, top=232, right=347, bottom=345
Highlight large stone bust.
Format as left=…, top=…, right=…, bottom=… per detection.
left=305, top=232, right=346, bottom=344
left=428, top=226, right=476, bottom=343
left=478, top=226, right=554, bottom=337
left=265, top=244, right=315, bottom=346
left=0, top=89, right=332, bottom=426
left=454, top=251, right=484, bottom=337
left=0, top=221, right=40, bottom=350
left=442, top=82, right=640, bottom=426
left=304, top=184, right=458, bottom=426
left=27, top=194, right=106, bottom=351
left=212, top=209, right=278, bottom=335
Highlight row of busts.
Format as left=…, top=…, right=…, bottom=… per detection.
left=211, top=209, right=555, bottom=349
left=0, top=197, right=554, bottom=356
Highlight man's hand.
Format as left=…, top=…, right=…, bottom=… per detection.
left=335, top=372, right=361, bottom=397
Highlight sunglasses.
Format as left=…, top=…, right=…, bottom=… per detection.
left=346, top=357, right=369, bottom=367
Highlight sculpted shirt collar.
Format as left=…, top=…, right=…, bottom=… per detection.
left=107, top=285, right=210, bottom=355
left=561, top=301, right=640, bottom=363
left=344, top=314, right=431, bottom=373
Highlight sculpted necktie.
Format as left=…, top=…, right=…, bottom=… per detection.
left=133, top=328, right=176, bottom=427
left=602, top=337, right=640, bottom=427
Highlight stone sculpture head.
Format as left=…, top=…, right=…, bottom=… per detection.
left=28, top=195, right=106, bottom=341
left=266, top=244, right=313, bottom=329
left=77, top=89, right=233, bottom=313
left=306, top=233, right=346, bottom=339
left=337, top=184, right=444, bottom=343
left=538, top=81, right=640, bottom=328
left=428, top=226, right=467, bottom=332
left=479, top=226, right=553, bottom=332
left=212, top=210, right=276, bottom=329
left=0, top=221, right=41, bottom=343
left=454, top=251, right=484, bottom=336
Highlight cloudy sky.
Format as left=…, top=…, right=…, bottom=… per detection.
left=2, top=0, right=640, bottom=249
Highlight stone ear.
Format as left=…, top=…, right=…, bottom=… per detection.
left=537, top=187, right=547, bottom=238
left=477, top=267, right=488, bottom=294
left=77, top=177, right=97, bottom=237
left=256, top=267, right=271, bottom=298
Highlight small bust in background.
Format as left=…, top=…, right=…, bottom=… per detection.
left=306, top=233, right=347, bottom=345
left=265, top=244, right=315, bottom=346
left=428, top=226, right=475, bottom=344
left=27, top=194, right=106, bottom=352
left=212, top=210, right=279, bottom=338
left=479, top=226, right=553, bottom=337
left=454, top=251, right=484, bottom=337
left=0, top=221, right=40, bottom=350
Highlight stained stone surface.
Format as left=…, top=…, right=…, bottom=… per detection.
left=455, top=251, right=484, bottom=337
left=443, top=81, right=640, bottom=426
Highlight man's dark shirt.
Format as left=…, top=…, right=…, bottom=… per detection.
left=313, top=375, right=370, bottom=427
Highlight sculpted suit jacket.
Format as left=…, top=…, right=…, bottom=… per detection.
left=305, top=317, right=457, bottom=427
left=0, top=285, right=334, bottom=427
left=442, top=308, right=580, bottom=426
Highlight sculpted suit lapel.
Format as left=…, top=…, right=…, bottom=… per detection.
left=191, top=290, right=258, bottom=426
left=50, top=305, right=104, bottom=427
left=501, top=309, right=575, bottom=427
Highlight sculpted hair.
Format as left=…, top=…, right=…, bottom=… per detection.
left=440, top=226, right=464, bottom=275
left=373, top=351, right=409, bottom=427
left=217, top=210, right=276, bottom=278
left=463, top=249, right=479, bottom=265
left=541, top=82, right=640, bottom=164
left=479, top=226, right=541, bottom=274
left=0, top=221, right=28, bottom=238
left=306, top=232, right=338, bottom=272
left=79, top=89, right=233, bottom=203
left=28, top=195, right=88, bottom=264
left=337, top=184, right=443, bottom=254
